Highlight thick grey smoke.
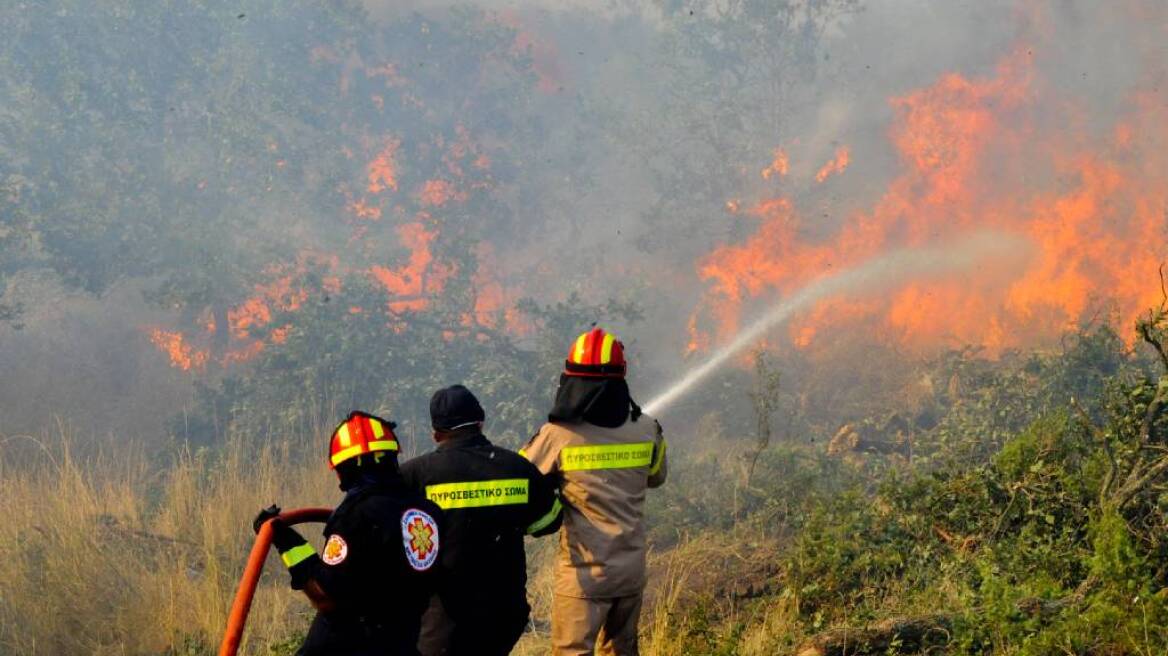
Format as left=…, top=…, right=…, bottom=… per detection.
left=1, top=0, right=1162, bottom=440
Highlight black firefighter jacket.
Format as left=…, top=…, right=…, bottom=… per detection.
left=400, top=432, right=563, bottom=627
left=290, top=480, right=445, bottom=656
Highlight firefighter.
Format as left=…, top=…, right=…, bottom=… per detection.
left=520, top=328, right=667, bottom=656
left=253, top=411, right=443, bottom=656
left=401, top=384, right=562, bottom=656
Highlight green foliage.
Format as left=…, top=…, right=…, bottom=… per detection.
left=648, top=321, right=1168, bottom=655
left=756, top=324, right=1168, bottom=653
left=191, top=283, right=643, bottom=449
left=914, top=324, right=1144, bottom=466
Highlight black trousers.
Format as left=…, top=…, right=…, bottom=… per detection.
left=417, top=593, right=529, bottom=656
left=298, top=612, right=421, bottom=656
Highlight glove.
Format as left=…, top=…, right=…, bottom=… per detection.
left=253, top=505, right=282, bottom=534
left=252, top=506, right=315, bottom=591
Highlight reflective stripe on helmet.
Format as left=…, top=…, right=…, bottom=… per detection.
left=329, top=411, right=400, bottom=468
left=329, top=438, right=398, bottom=466
left=599, top=332, right=615, bottom=364
left=560, top=442, right=654, bottom=472
left=565, top=328, right=626, bottom=377
left=573, top=332, right=589, bottom=364
left=281, top=543, right=316, bottom=569
left=425, top=478, right=529, bottom=509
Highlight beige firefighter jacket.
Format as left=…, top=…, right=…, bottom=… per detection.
left=521, top=414, right=667, bottom=598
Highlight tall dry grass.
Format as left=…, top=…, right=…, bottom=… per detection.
left=0, top=428, right=334, bottom=655
left=0, top=427, right=747, bottom=655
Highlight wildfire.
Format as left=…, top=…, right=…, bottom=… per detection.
left=814, top=147, right=850, bottom=183
left=370, top=220, right=454, bottom=314
left=418, top=179, right=464, bottom=207
left=761, top=148, right=789, bottom=180
left=367, top=139, right=401, bottom=194
left=148, top=329, right=209, bottom=372
left=691, top=48, right=1167, bottom=355
left=471, top=243, right=528, bottom=334
left=146, top=42, right=520, bottom=375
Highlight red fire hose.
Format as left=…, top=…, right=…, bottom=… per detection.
left=218, top=507, right=332, bottom=656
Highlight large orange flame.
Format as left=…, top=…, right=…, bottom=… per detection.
left=370, top=220, right=454, bottom=314
left=691, top=49, right=1167, bottom=355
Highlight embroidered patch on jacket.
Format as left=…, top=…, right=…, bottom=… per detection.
left=400, top=508, right=439, bottom=571
left=322, top=533, right=348, bottom=565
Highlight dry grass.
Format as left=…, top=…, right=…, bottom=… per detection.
left=0, top=428, right=770, bottom=655
left=0, top=429, right=333, bottom=655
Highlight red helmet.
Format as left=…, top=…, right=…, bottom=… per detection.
left=328, top=411, right=399, bottom=469
left=564, top=327, right=627, bottom=378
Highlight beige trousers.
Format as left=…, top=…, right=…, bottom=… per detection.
left=551, top=593, right=643, bottom=656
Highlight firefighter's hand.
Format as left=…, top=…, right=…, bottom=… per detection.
left=252, top=505, right=282, bottom=534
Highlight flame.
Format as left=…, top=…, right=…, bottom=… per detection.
left=502, top=11, right=565, bottom=94
left=146, top=46, right=532, bottom=374
left=270, top=325, right=291, bottom=345
left=761, top=148, right=789, bottom=180
left=367, top=139, right=401, bottom=194
left=228, top=297, right=272, bottom=340
left=370, top=220, right=454, bottom=314
left=814, top=146, right=850, bottom=183
left=471, top=243, right=528, bottom=334
left=418, top=179, right=464, bottom=207
left=691, top=48, right=1168, bottom=355
left=148, top=329, right=209, bottom=372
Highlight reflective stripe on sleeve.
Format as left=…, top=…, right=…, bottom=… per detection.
left=560, top=442, right=654, bottom=472
left=425, top=478, right=529, bottom=510
left=517, top=448, right=528, bottom=459
left=526, top=496, right=562, bottom=534
left=281, top=543, right=316, bottom=569
left=648, top=439, right=667, bottom=476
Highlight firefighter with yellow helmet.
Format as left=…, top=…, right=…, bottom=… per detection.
left=253, top=411, right=444, bottom=655
left=520, top=328, right=668, bottom=655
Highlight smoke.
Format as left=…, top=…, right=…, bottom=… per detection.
left=643, top=231, right=1031, bottom=415
left=1, top=0, right=1164, bottom=439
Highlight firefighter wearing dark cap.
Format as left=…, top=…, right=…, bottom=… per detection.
left=400, top=384, right=562, bottom=656
left=253, top=411, right=444, bottom=656
left=520, top=328, right=667, bottom=656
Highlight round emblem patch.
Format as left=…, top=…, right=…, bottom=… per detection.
left=322, top=533, right=348, bottom=565
left=400, top=508, right=439, bottom=571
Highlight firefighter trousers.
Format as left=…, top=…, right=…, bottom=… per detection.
left=417, top=593, right=527, bottom=656
left=551, top=593, right=642, bottom=656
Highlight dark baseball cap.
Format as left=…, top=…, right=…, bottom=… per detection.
left=429, top=384, right=486, bottom=431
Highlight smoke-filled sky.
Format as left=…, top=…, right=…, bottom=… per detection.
left=0, top=0, right=1164, bottom=439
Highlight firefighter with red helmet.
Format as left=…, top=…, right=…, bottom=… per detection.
left=520, top=328, right=668, bottom=656
left=253, top=411, right=444, bottom=655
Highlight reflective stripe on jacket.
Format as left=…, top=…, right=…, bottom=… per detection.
left=400, top=432, right=561, bottom=628
left=521, top=413, right=667, bottom=598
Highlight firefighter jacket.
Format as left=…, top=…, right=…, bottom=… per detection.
left=400, top=432, right=562, bottom=623
left=520, top=412, right=667, bottom=599
left=286, top=480, right=444, bottom=656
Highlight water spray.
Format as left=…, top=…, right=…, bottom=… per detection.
left=642, top=232, right=1028, bottom=416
